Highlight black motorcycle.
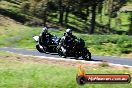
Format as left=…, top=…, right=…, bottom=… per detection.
left=57, top=38, right=91, bottom=60
left=33, top=35, right=60, bottom=53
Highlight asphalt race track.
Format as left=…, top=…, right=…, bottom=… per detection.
left=0, top=47, right=132, bottom=66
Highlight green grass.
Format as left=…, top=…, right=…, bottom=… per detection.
left=99, top=62, right=109, bottom=67
left=0, top=51, right=23, bottom=57
left=0, top=24, right=37, bottom=49
left=0, top=56, right=132, bottom=88
left=0, top=0, right=20, bottom=10
left=75, top=34, right=132, bottom=56
left=96, top=13, right=130, bottom=31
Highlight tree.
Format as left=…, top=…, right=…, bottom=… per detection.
left=64, top=0, right=70, bottom=23
left=107, top=0, right=113, bottom=32
left=21, top=1, right=31, bottom=13
left=89, top=3, right=97, bottom=34
left=107, top=0, right=127, bottom=32
left=98, top=1, right=103, bottom=23
left=58, top=0, right=64, bottom=25
left=31, top=0, right=43, bottom=15
left=32, top=0, right=50, bottom=26
left=128, top=13, right=132, bottom=35
left=88, top=0, right=104, bottom=34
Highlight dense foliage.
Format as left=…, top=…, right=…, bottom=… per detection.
left=0, top=0, right=131, bottom=34
left=19, top=0, right=131, bottom=34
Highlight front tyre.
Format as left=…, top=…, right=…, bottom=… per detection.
left=36, top=44, right=44, bottom=53
left=36, top=44, right=47, bottom=53
left=57, top=47, right=67, bottom=58
left=82, top=48, right=91, bottom=61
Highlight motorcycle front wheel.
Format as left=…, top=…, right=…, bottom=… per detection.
left=57, top=48, right=67, bottom=58
left=36, top=44, right=47, bottom=53
left=82, top=48, right=91, bottom=61
left=36, top=44, right=44, bottom=53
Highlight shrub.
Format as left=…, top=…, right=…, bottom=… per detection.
left=99, top=62, right=109, bottom=67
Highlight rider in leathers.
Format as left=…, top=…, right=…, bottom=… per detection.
left=39, top=27, right=53, bottom=47
left=59, top=28, right=77, bottom=57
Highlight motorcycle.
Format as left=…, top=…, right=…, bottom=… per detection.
left=57, top=38, right=91, bottom=60
left=33, top=35, right=60, bottom=53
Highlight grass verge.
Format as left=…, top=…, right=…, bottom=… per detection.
left=0, top=52, right=132, bottom=88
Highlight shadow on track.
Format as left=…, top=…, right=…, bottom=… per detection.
left=68, top=57, right=105, bottom=62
